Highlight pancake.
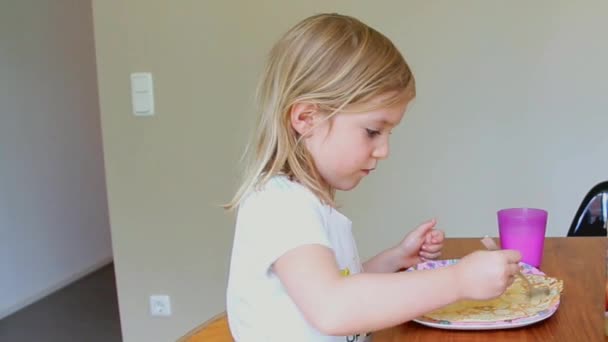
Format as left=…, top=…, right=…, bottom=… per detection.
left=423, top=274, right=563, bottom=322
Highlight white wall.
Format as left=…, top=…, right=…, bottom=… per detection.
left=338, top=1, right=608, bottom=258
left=0, top=0, right=112, bottom=319
left=93, top=1, right=607, bottom=341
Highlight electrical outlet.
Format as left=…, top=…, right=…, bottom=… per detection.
left=150, top=295, right=171, bottom=317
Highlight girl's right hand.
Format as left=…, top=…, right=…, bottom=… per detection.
left=453, top=250, right=521, bottom=301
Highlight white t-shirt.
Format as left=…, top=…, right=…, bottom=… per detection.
left=226, top=176, right=371, bottom=342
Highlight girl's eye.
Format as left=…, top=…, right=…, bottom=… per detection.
left=366, top=128, right=381, bottom=138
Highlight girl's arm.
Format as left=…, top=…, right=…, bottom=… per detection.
left=274, top=244, right=518, bottom=336
left=363, top=219, right=445, bottom=273
left=362, top=246, right=406, bottom=273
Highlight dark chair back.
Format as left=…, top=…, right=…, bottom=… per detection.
left=567, top=181, right=608, bottom=237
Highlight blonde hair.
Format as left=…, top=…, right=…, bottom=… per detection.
left=226, top=13, right=415, bottom=210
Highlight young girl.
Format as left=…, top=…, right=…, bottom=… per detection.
left=225, top=13, right=521, bottom=342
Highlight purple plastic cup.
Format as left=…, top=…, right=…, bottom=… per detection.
left=497, top=208, right=548, bottom=268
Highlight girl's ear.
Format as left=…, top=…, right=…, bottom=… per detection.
left=290, top=102, right=319, bottom=136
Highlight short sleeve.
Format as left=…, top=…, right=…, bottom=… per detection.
left=235, top=181, right=331, bottom=274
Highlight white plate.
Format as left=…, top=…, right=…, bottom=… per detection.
left=406, top=259, right=560, bottom=330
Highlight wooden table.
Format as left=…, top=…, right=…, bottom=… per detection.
left=373, top=237, right=606, bottom=342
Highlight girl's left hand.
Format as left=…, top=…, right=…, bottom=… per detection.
left=396, top=218, right=445, bottom=269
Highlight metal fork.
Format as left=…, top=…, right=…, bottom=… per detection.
left=480, top=236, right=550, bottom=299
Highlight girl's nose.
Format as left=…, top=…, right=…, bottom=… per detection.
left=372, top=141, right=389, bottom=160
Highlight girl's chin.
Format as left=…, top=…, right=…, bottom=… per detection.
left=332, top=178, right=363, bottom=192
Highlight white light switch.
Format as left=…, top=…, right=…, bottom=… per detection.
left=130, top=72, right=155, bottom=116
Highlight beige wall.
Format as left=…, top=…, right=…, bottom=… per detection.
left=93, top=1, right=608, bottom=341
left=1, top=0, right=111, bottom=319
